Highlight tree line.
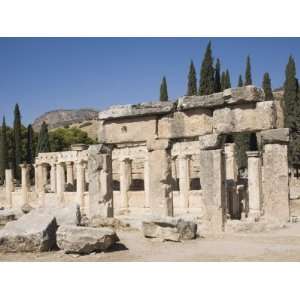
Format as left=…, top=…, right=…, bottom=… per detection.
left=0, top=106, right=96, bottom=184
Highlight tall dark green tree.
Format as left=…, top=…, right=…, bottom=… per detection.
left=26, top=124, right=34, bottom=164
left=238, top=75, right=243, bottom=87
left=214, top=58, right=221, bottom=93
left=186, top=60, right=197, bottom=96
left=262, top=72, right=274, bottom=100
left=13, top=103, right=22, bottom=180
left=199, top=41, right=215, bottom=95
left=283, top=56, right=300, bottom=166
left=225, top=69, right=231, bottom=89
left=245, top=55, right=252, bottom=85
left=160, top=76, right=168, bottom=101
left=0, top=117, right=9, bottom=185
left=221, top=71, right=226, bottom=91
left=36, top=122, right=50, bottom=154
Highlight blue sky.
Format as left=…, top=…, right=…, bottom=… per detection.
left=0, top=37, right=299, bottom=126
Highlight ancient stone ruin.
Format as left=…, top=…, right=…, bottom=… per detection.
left=0, top=86, right=294, bottom=235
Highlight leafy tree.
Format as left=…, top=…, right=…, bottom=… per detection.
left=238, top=75, right=243, bottom=87
left=160, top=76, right=168, bottom=101
left=186, top=60, right=197, bottom=96
left=199, top=41, right=214, bottom=95
left=262, top=72, right=274, bottom=100
left=36, top=122, right=50, bottom=154
left=49, top=127, right=96, bottom=152
left=13, top=104, right=22, bottom=179
left=0, top=117, right=8, bottom=184
left=214, top=58, right=221, bottom=93
left=245, top=55, right=252, bottom=85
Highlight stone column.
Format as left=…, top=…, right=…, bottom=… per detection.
left=66, top=161, right=74, bottom=185
left=20, top=163, right=30, bottom=205
left=246, top=151, right=262, bottom=218
left=119, top=157, right=132, bottom=210
left=199, top=133, right=225, bottom=232
left=56, top=162, right=65, bottom=203
left=178, top=154, right=190, bottom=210
left=76, top=160, right=86, bottom=207
left=42, top=164, right=48, bottom=188
left=224, top=143, right=237, bottom=181
left=261, top=128, right=290, bottom=223
left=35, top=163, right=44, bottom=193
left=143, top=155, right=150, bottom=208
left=5, top=169, right=14, bottom=208
left=146, top=139, right=173, bottom=217
left=50, top=163, right=57, bottom=192
left=88, top=144, right=113, bottom=218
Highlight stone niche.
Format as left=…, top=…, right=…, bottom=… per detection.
left=158, top=108, right=213, bottom=139
left=212, top=101, right=276, bottom=134
left=98, top=115, right=157, bottom=144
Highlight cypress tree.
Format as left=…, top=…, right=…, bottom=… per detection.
left=0, top=117, right=8, bottom=185
left=214, top=58, right=221, bottom=93
left=36, top=122, right=50, bottom=154
left=238, top=75, right=243, bottom=87
left=221, top=71, right=226, bottom=91
left=160, top=76, right=168, bottom=101
left=26, top=124, right=34, bottom=164
left=13, top=103, right=22, bottom=180
left=225, top=69, right=231, bottom=89
left=186, top=60, right=197, bottom=96
left=199, top=41, right=215, bottom=95
left=262, top=72, right=274, bottom=100
left=245, top=55, right=252, bottom=85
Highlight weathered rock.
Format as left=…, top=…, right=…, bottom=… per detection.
left=89, top=216, right=129, bottom=229
left=56, top=225, right=119, bottom=254
left=0, top=213, right=57, bottom=252
left=261, top=128, right=289, bottom=144
left=0, top=210, right=16, bottom=226
left=199, top=133, right=222, bottom=150
left=178, top=92, right=224, bottom=110
left=21, top=203, right=33, bottom=214
left=142, top=218, right=197, bottom=241
left=223, top=86, right=264, bottom=104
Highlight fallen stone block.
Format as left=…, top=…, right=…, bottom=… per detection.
left=0, top=210, right=16, bottom=226
left=56, top=225, right=119, bottom=254
left=0, top=213, right=58, bottom=252
left=142, top=219, right=197, bottom=242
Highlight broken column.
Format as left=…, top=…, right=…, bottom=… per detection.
left=76, top=160, right=86, bottom=207
left=5, top=169, right=14, bottom=208
left=20, top=163, right=30, bottom=205
left=66, top=161, right=74, bottom=185
left=119, top=157, right=132, bottom=211
left=246, top=151, right=262, bottom=218
left=261, top=128, right=290, bottom=223
left=56, top=162, right=65, bottom=203
left=178, top=154, right=190, bottom=210
left=146, top=138, right=173, bottom=217
left=199, top=134, right=225, bottom=232
left=88, top=144, right=113, bottom=218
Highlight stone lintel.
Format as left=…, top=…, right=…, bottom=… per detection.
left=147, top=138, right=171, bottom=151
left=261, top=128, right=289, bottom=144
left=199, top=133, right=222, bottom=150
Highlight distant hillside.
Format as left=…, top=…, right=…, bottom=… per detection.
left=32, top=109, right=99, bottom=132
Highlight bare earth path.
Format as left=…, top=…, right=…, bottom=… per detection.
left=2, top=223, right=300, bottom=262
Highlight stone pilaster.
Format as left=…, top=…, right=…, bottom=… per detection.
left=5, top=169, right=14, bottom=208
left=119, top=157, right=132, bottom=210
left=246, top=151, right=262, bottom=218
left=178, top=154, right=190, bottom=210
left=88, top=144, right=113, bottom=218
left=146, top=139, right=173, bottom=217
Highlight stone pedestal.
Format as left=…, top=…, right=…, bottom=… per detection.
left=178, top=154, right=190, bottom=210
left=76, top=160, right=86, bottom=207
left=50, top=164, right=57, bottom=192
left=66, top=162, right=74, bottom=185
left=199, top=149, right=225, bottom=232
left=146, top=139, right=173, bottom=217
left=247, top=151, right=262, bottom=218
left=119, top=158, right=132, bottom=210
left=20, top=164, right=30, bottom=205
left=56, top=162, right=65, bottom=203
left=88, top=144, right=113, bottom=218
left=262, top=143, right=289, bottom=222
left=5, top=169, right=14, bottom=208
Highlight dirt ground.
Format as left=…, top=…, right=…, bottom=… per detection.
left=1, top=222, right=300, bottom=262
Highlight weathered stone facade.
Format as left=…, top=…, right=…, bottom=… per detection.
left=0, top=86, right=293, bottom=232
